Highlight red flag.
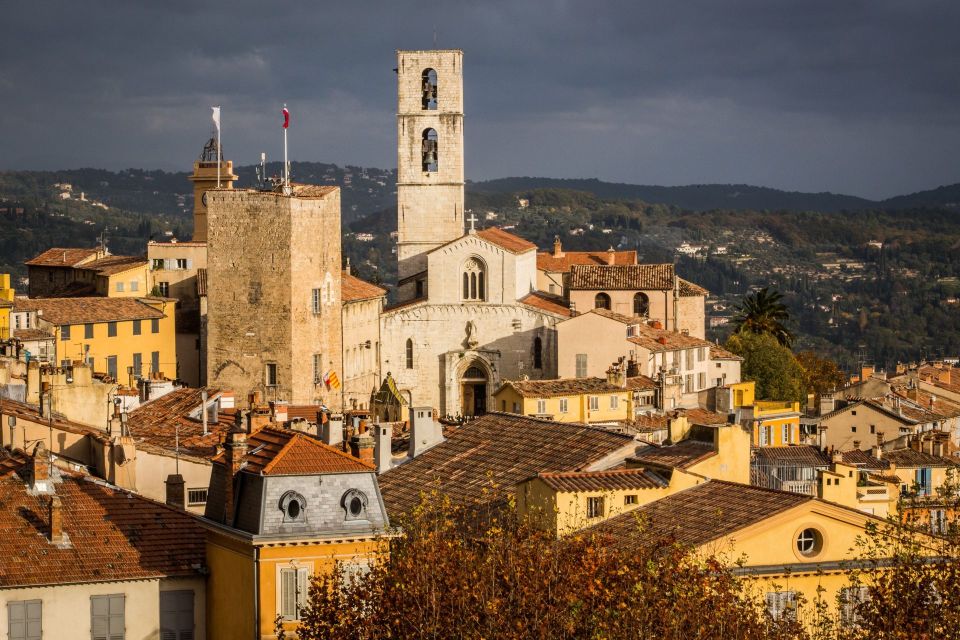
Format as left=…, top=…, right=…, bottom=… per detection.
left=282, top=107, right=289, bottom=129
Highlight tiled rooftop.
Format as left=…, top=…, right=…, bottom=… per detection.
left=753, top=445, right=831, bottom=467
left=379, top=412, right=636, bottom=515
left=342, top=272, right=387, bottom=302
left=589, top=480, right=812, bottom=550
left=537, top=249, right=637, bottom=272
left=14, top=297, right=165, bottom=325
left=676, top=407, right=730, bottom=426
left=213, top=426, right=374, bottom=475
left=518, top=291, right=572, bottom=317
left=569, top=264, right=675, bottom=291
left=498, top=377, right=628, bottom=398
left=24, top=248, right=98, bottom=267
left=126, top=387, right=227, bottom=460
left=710, top=345, right=743, bottom=361
left=534, top=468, right=669, bottom=492
left=629, top=439, right=717, bottom=470
left=79, top=255, right=148, bottom=276
left=0, top=451, right=205, bottom=588
left=627, top=324, right=714, bottom=353
left=475, top=227, right=537, bottom=253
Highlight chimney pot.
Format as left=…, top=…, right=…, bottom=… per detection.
left=49, top=495, right=64, bottom=544
left=552, top=236, right=563, bottom=258
left=606, top=247, right=616, bottom=265
left=165, top=474, right=185, bottom=509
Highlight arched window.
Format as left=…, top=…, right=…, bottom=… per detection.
left=405, top=339, right=414, bottom=369
left=462, top=258, right=486, bottom=301
left=634, top=292, right=650, bottom=317
left=594, top=292, right=611, bottom=310
left=422, top=68, right=438, bottom=110
left=533, top=336, right=543, bottom=370
left=422, top=129, right=438, bottom=172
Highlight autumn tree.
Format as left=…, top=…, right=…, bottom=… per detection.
left=295, top=493, right=804, bottom=640
left=796, top=351, right=847, bottom=400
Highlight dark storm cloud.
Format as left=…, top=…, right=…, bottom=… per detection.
left=2, top=0, right=959, bottom=198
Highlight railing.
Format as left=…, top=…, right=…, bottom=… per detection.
left=755, top=401, right=800, bottom=414
left=751, top=462, right=822, bottom=496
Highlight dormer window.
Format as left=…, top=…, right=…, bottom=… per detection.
left=279, top=491, right=307, bottom=523
left=341, top=488, right=369, bottom=521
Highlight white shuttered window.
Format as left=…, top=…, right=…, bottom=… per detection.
left=91, top=594, right=125, bottom=640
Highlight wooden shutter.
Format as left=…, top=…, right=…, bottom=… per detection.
left=296, top=567, right=310, bottom=617
left=9, top=600, right=41, bottom=640
left=160, top=590, right=195, bottom=640
left=280, top=568, right=297, bottom=619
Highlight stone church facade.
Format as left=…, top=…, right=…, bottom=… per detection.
left=381, top=50, right=569, bottom=418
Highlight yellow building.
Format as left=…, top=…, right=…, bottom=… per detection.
left=12, top=296, right=177, bottom=380
left=493, top=377, right=643, bottom=424
left=24, top=247, right=149, bottom=298
left=202, top=427, right=391, bottom=639
left=589, top=479, right=939, bottom=628
left=0, top=273, right=13, bottom=340
left=516, top=466, right=706, bottom=536
left=743, top=400, right=802, bottom=446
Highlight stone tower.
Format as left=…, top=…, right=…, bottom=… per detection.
left=189, top=138, right=237, bottom=243
left=396, top=49, right=465, bottom=300
left=205, top=185, right=343, bottom=409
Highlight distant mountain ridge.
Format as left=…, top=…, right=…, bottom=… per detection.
left=468, top=177, right=960, bottom=213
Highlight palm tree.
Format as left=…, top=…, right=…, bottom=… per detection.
left=733, top=287, right=794, bottom=347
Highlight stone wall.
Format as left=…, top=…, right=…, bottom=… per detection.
left=343, top=296, right=382, bottom=410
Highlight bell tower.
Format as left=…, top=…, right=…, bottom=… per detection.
left=188, top=138, right=237, bottom=242
left=396, top=49, right=465, bottom=297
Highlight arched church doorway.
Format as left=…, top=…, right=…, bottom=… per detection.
left=460, top=363, right=488, bottom=417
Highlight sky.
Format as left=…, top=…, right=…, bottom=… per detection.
left=2, top=0, right=959, bottom=199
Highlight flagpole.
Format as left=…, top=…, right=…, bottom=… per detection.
left=216, top=105, right=222, bottom=189
left=283, top=103, right=290, bottom=194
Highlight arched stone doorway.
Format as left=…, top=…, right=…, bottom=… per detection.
left=460, top=362, right=489, bottom=417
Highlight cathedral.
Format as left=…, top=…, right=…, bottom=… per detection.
left=379, top=50, right=569, bottom=418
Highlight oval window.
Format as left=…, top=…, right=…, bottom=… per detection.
left=287, top=499, right=301, bottom=520
left=349, top=496, right=363, bottom=517
left=796, top=528, right=821, bottom=556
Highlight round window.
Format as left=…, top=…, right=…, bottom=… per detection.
left=349, top=496, right=363, bottom=517
left=796, top=528, right=821, bottom=556
left=287, top=499, right=301, bottom=520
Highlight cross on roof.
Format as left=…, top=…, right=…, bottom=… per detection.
left=467, top=212, right=478, bottom=234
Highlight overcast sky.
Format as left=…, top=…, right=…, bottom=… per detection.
left=2, top=0, right=958, bottom=199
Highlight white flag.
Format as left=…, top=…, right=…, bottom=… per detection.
left=211, top=106, right=221, bottom=133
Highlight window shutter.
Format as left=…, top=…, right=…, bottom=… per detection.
left=281, top=569, right=296, bottom=619
left=186, top=259, right=193, bottom=269
left=297, top=567, right=310, bottom=616
left=109, top=594, right=125, bottom=640
left=9, top=601, right=25, bottom=640
left=164, top=259, right=173, bottom=270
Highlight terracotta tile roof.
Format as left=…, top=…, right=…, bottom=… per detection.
left=753, top=445, right=831, bottom=466
left=627, top=325, right=714, bottom=353
left=213, top=426, right=374, bottom=475
left=537, top=249, right=638, bottom=272
left=0, top=398, right=107, bottom=442
left=884, top=448, right=958, bottom=468
left=838, top=449, right=889, bottom=470
left=890, top=387, right=960, bottom=419
left=342, top=272, right=387, bottom=302
left=678, top=278, right=709, bottom=297
left=618, top=414, right=669, bottom=433
left=475, top=227, right=537, bottom=253
left=629, top=439, right=717, bottom=470
left=589, top=308, right=638, bottom=324
left=0, top=456, right=205, bottom=587
left=127, top=387, right=226, bottom=460
left=589, top=480, right=812, bottom=550
left=78, top=255, right=147, bottom=276
left=286, top=405, right=323, bottom=422
left=518, top=291, right=572, bottom=317
left=569, top=264, right=674, bottom=291
left=710, top=345, right=743, bottom=361
left=676, top=407, right=730, bottom=426
left=24, top=248, right=98, bottom=267
left=12, top=329, right=54, bottom=341
left=196, top=268, right=207, bottom=297
left=868, top=473, right=903, bottom=485
left=534, top=468, right=669, bottom=492
left=13, top=297, right=165, bottom=325
left=497, top=377, right=626, bottom=398
left=625, top=375, right=657, bottom=390
left=379, top=412, right=636, bottom=515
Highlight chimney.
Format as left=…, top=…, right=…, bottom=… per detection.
left=373, top=423, right=393, bottom=474
left=552, top=236, right=563, bottom=258
left=852, top=440, right=861, bottom=450
left=31, top=442, right=52, bottom=493
left=201, top=390, right=209, bottom=436
left=345, top=256, right=352, bottom=275
left=270, top=401, right=288, bottom=424
left=350, top=427, right=375, bottom=466
left=49, top=495, right=64, bottom=545
left=165, top=473, right=185, bottom=509
left=606, top=247, right=616, bottom=265
left=657, top=336, right=668, bottom=345
left=409, top=407, right=443, bottom=458
left=626, top=359, right=640, bottom=378
left=223, top=432, right=248, bottom=525
left=323, top=414, right=344, bottom=447
left=819, top=394, right=836, bottom=416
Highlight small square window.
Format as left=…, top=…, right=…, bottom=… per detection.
left=624, top=495, right=638, bottom=505
left=84, top=323, right=94, bottom=339
left=132, top=320, right=141, bottom=336
left=61, top=325, right=71, bottom=340
left=266, top=363, right=278, bottom=387
left=157, top=281, right=169, bottom=297
left=587, top=496, right=605, bottom=518
left=116, top=281, right=124, bottom=292
left=130, top=280, right=139, bottom=292
left=187, top=488, right=208, bottom=506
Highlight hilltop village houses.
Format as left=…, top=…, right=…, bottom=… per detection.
left=0, top=48, right=956, bottom=638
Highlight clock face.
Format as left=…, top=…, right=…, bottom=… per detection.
left=201, top=192, right=208, bottom=206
